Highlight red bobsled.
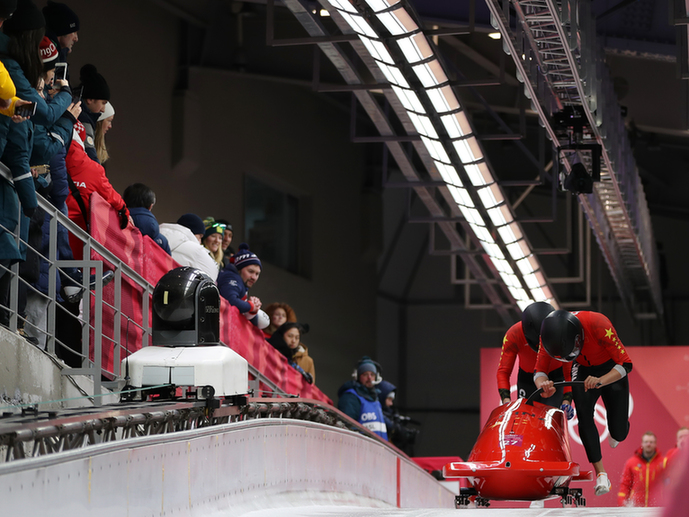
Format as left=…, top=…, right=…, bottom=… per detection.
left=443, top=394, right=593, bottom=506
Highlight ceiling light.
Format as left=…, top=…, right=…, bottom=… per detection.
left=412, top=60, right=449, bottom=87
left=488, top=32, right=501, bottom=40
left=426, top=86, right=460, bottom=113
left=329, top=0, right=358, bottom=14
left=497, top=221, right=521, bottom=243
left=420, top=136, right=451, bottom=163
left=391, top=85, right=425, bottom=112
left=453, top=137, right=483, bottom=165
left=364, top=0, right=401, bottom=12
left=463, top=161, right=492, bottom=186
left=377, top=62, right=410, bottom=87
left=407, top=112, right=439, bottom=138
left=320, top=9, right=331, bottom=16
left=339, top=11, right=378, bottom=38
left=397, top=33, right=433, bottom=64
left=506, top=239, right=531, bottom=261
left=448, top=185, right=474, bottom=207
left=377, top=8, right=419, bottom=36
left=434, top=161, right=462, bottom=186
left=359, top=36, right=395, bottom=64
left=440, top=111, right=472, bottom=139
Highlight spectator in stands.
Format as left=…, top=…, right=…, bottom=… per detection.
left=76, top=63, right=108, bottom=163
left=94, top=101, right=112, bottom=163
left=65, top=121, right=129, bottom=244
left=215, top=218, right=234, bottom=257
left=122, top=183, right=170, bottom=255
left=618, top=431, right=664, bottom=507
left=337, top=356, right=388, bottom=440
left=263, top=301, right=296, bottom=338
left=159, top=213, right=218, bottom=281
left=268, top=322, right=314, bottom=384
left=202, top=222, right=224, bottom=271
left=217, top=243, right=264, bottom=327
left=0, top=0, right=73, bottom=334
left=665, top=427, right=688, bottom=472
left=42, top=0, right=78, bottom=61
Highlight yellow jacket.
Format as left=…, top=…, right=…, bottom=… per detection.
left=0, top=61, right=20, bottom=117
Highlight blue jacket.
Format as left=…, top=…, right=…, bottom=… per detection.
left=217, top=263, right=261, bottom=326
left=0, top=32, right=71, bottom=262
left=129, top=207, right=171, bottom=255
left=337, top=381, right=388, bottom=440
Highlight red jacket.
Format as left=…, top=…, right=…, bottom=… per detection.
left=65, top=129, right=127, bottom=232
left=618, top=447, right=664, bottom=507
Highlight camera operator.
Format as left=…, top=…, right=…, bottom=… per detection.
left=377, top=380, right=420, bottom=455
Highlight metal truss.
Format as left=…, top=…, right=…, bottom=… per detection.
left=485, top=0, right=663, bottom=319
left=0, top=398, right=380, bottom=464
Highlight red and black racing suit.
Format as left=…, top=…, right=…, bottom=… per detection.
left=535, top=311, right=633, bottom=464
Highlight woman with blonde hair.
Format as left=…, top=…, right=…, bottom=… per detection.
left=94, top=101, right=114, bottom=163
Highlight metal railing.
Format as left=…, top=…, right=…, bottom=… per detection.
left=0, top=164, right=288, bottom=406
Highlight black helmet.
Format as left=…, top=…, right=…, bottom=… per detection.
left=540, top=310, right=583, bottom=362
left=521, top=301, right=555, bottom=352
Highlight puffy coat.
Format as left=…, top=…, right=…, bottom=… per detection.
left=158, top=223, right=218, bottom=281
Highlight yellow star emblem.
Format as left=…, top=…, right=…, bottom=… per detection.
left=605, top=328, right=614, bottom=339
left=503, top=335, right=509, bottom=345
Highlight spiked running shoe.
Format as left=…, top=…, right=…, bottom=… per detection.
left=594, top=472, right=611, bottom=496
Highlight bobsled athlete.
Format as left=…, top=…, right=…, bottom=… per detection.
left=534, top=310, right=633, bottom=497
left=496, top=302, right=573, bottom=417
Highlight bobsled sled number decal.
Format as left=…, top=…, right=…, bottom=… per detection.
left=504, top=434, right=523, bottom=446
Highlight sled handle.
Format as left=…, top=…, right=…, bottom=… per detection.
left=525, top=380, right=588, bottom=405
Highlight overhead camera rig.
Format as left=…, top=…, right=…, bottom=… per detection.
left=551, top=106, right=602, bottom=195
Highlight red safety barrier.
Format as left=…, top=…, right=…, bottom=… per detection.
left=85, top=193, right=332, bottom=404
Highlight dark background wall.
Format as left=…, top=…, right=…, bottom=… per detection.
left=46, top=0, right=688, bottom=460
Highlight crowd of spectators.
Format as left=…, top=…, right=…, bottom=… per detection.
left=0, top=0, right=413, bottom=450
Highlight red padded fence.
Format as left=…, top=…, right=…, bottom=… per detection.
left=85, top=193, right=332, bottom=404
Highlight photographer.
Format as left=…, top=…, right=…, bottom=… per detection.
left=377, top=380, right=419, bottom=455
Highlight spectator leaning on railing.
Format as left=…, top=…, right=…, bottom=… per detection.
left=123, top=183, right=170, bottom=255
left=217, top=243, right=268, bottom=329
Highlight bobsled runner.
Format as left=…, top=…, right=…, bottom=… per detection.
left=443, top=381, right=593, bottom=508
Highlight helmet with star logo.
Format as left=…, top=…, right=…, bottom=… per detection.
left=540, top=310, right=583, bottom=362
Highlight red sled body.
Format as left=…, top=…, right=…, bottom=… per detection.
left=443, top=398, right=593, bottom=502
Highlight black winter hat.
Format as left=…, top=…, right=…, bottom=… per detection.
left=0, top=0, right=17, bottom=20
left=177, top=213, right=205, bottom=236
left=79, top=64, right=110, bottom=101
left=42, top=0, right=78, bottom=36
left=3, top=0, right=43, bottom=32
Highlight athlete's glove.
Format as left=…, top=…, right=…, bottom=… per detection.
left=560, top=403, right=575, bottom=420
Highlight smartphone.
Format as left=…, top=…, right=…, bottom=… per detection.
left=15, top=102, right=37, bottom=118
left=54, top=62, right=67, bottom=81
left=72, top=85, right=82, bottom=104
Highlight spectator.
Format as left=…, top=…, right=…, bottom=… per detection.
left=159, top=213, right=218, bottom=281
left=202, top=222, right=224, bottom=271
left=94, top=101, right=113, bottom=163
left=217, top=243, right=267, bottom=328
left=664, top=427, right=689, bottom=472
left=122, top=183, right=170, bottom=255
left=535, top=310, right=633, bottom=497
left=76, top=63, right=108, bottom=163
left=337, top=356, right=388, bottom=440
left=0, top=0, right=72, bottom=333
left=618, top=431, right=664, bottom=507
left=65, top=121, right=129, bottom=246
left=263, top=301, right=296, bottom=338
left=377, top=380, right=419, bottom=454
left=268, top=321, right=314, bottom=384
left=497, top=301, right=573, bottom=415
left=215, top=218, right=234, bottom=257
left=42, top=0, right=78, bottom=61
